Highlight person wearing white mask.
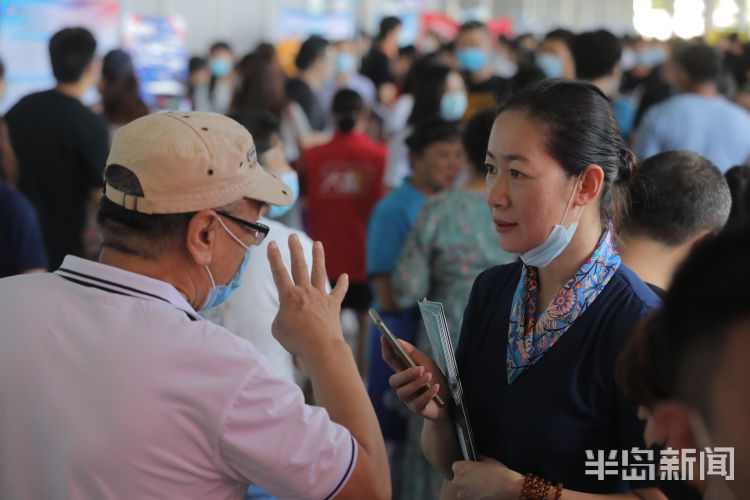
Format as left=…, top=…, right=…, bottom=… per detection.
left=383, top=80, right=668, bottom=500
left=0, top=111, right=391, bottom=499
left=454, top=21, right=510, bottom=121
left=384, top=63, right=467, bottom=189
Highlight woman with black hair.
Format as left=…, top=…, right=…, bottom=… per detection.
left=384, top=80, right=667, bottom=499
left=384, top=63, right=467, bottom=189
left=304, top=89, right=386, bottom=373
left=97, top=49, right=148, bottom=138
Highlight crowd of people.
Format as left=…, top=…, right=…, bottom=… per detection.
left=1, top=15, right=749, bottom=500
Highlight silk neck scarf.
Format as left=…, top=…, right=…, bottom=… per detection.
left=506, top=227, right=621, bottom=384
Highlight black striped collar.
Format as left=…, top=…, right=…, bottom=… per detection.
left=54, top=256, right=201, bottom=321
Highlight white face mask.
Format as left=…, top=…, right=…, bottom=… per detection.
left=520, top=175, right=583, bottom=268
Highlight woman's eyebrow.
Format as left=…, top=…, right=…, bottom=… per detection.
left=486, top=150, right=530, bottom=163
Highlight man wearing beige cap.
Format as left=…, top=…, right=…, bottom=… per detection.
left=0, top=112, right=390, bottom=499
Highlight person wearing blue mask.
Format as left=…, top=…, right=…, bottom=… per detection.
left=0, top=111, right=392, bottom=499
left=454, top=21, right=510, bottom=121
left=205, top=41, right=235, bottom=113
left=385, top=63, right=467, bottom=189
left=384, top=81, right=667, bottom=500
left=536, top=29, right=577, bottom=80
left=316, top=39, right=377, bottom=123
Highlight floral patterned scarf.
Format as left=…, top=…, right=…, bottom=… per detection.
left=506, top=227, right=621, bottom=384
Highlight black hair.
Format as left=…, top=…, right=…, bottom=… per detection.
left=210, top=41, right=232, bottom=54
left=660, top=226, right=750, bottom=419
left=676, top=43, right=721, bottom=85
left=458, top=20, right=487, bottom=35
left=509, top=62, right=546, bottom=93
left=498, top=79, right=637, bottom=228
left=0, top=57, right=5, bottom=79
left=100, top=49, right=148, bottom=126
left=398, top=44, right=417, bottom=58
left=227, top=110, right=281, bottom=156
left=407, top=64, right=453, bottom=125
left=462, top=109, right=496, bottom=175
left=616, top=224, right=750, bottom=416
left=544, top=28, right=575, bottom=47
left=724, top=164, right=750, bottom=231
left=295, top=35, right=329, bottom=71
left=332, top=88, right=364, bottom=133
left=378, top=16, right=402, bottom=39
left=572, top=30, right=622, bottom=80
left=622, top=151, right=731, bottom=246
left=48, top=27, right=97, bottom=83
left=189, top=56, right=207, bottom=74
left=98, top=165, right=194, bottom=259
left=405, top=118, right=461, bottom=155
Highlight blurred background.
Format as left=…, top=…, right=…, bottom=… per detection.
left=1, top=0, right=748, bottom=113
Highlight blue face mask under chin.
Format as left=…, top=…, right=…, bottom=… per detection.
left=267, top=171, right=299, bottom=219
left=520, top=176, right=584, bottom=268
left=200, top=217, right=252, bottom=311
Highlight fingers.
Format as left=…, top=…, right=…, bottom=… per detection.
left=268, top=241, right=293, bottom=294
left=407, top=383, right=440, bottom=413
left=330, top=272, right=349, bottom=304
left=310, top=241, right=328, bottom=291
left=381, top=336, right=407, bottom=372
left=395, top=371, right=433, bottom=401
left=388, top=365, right=423, bottom=389
left=287, top=234, right=311, bottom=287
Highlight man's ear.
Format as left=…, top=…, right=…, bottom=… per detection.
left=651, top=399, right=700, bottom=451
left=186, top=211, right=218, bottom=266
left=576, top=164, right=604, bottom=206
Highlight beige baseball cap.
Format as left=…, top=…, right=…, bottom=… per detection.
left=104, top=111, right=293, bottom=214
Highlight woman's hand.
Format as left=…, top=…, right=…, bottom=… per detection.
left=381, top=336, right=451, bottom=421
left=451, top=457, right=524, bottom=500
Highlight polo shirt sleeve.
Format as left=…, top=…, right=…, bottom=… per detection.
left=218, top=361, right=357, bottom=500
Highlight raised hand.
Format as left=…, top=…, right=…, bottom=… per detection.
left=268, top=234, right=349, bottom=358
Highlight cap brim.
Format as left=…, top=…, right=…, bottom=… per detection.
left=245, top=164, right=294, bottom=207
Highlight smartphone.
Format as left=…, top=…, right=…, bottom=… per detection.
left=369, top=308, right=445, bottom=408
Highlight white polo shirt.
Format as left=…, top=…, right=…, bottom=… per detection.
left=0, top=256, right=356, bottom=500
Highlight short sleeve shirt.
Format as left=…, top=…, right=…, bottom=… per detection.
left=5, top=90, right=110, bottom=268
left=305, top=132, right=386, bottom=283
left=456, top=262, right=660, bottom=493
left=0, top=256, right=356, bottom=500
left=366, top=179, right=426, bottom=276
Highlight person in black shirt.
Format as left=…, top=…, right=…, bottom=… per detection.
left=6, top=27, right=109, bottom=269
left=454, top=21, right=510, bottom=120
left=361, top=16, right=401, bottom=105
left=619, top=151, right=731, bottom=296
left=286, top=35, right=332, bottom=132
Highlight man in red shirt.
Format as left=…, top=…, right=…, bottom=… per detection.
left=304, top=89, right=386, bottom=373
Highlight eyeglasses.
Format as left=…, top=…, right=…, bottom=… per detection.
left=215, top=211, right=269, bottom=246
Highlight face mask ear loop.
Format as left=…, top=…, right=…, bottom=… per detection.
left=216, top=215, right=251, bottom=250
left=204, top=264, right=216, bottom=288
left=560, top=173, right=584, bottom=227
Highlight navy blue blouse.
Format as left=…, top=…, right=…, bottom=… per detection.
left=455, top=261, right=660, bottom=493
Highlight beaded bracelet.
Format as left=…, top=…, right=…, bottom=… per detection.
left=553, top=482, right=563, bottom=499
left=519, top=474, right=553, bottom=500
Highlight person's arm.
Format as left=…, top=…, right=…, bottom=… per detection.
left=372, top=274, right=399, bottom=312
left=268, top=235, right=390, bottom=498
left=381, top=337, right=460, bottom=478
left=447, top=459, right=667, bottom=500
